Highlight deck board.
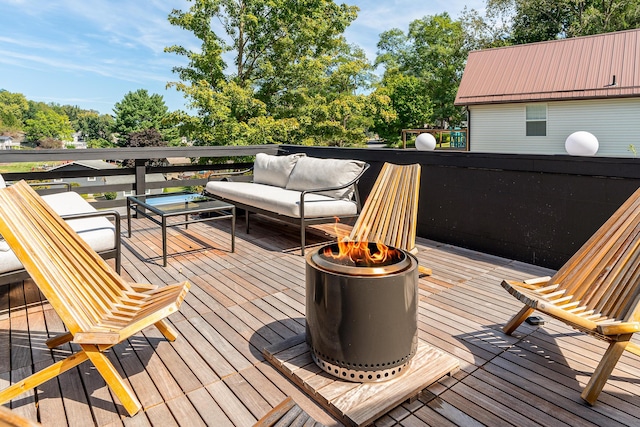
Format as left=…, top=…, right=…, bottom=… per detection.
left=1, top=213, right=640, bottom=426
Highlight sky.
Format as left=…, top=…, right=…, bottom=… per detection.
left=0, top=0, right=485, bottom=115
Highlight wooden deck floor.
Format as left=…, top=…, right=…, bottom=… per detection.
left=2, top=214, right=640, bottom=426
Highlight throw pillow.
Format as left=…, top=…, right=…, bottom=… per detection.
left=253, top=153, right=306, bottom=188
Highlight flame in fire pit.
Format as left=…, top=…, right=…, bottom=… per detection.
left=323, top=218, right=403, bottom=266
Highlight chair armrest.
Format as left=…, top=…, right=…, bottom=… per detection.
left=597, top=322, right=640, bottom=336
left=60, top=210, right=121, bottom=246
left=60, top=210, right=122, bottom=273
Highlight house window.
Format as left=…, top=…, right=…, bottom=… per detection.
left=526, top=105, right=547, bottom=136
left=87, top=177, right=96, bottom=182
left=53, top=178, right=63, bottom=183
left=123, top=190, right=134, bottom=197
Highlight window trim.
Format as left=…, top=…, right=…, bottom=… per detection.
left=525, top=104, right=547, bottom=137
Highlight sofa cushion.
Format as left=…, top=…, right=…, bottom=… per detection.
left=253, top=153, right=306, bottom=188
left=0, top=191, right=116, bottom=275
left=206, top=181, right=358, bottom=218
left=0, top=174, right=5, bottom=189
left=285, top=157, right=366, bottom=199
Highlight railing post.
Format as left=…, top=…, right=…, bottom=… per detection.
left=134, top=159, right=146, bottom=196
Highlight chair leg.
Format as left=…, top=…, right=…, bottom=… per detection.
left=82, top=345, right=141, bottom=416
left=581, top=335, right=631, bottom=405
left=155, top=319, right=179, bottom=342
left=503, top=305, right=535, bottom=335
left=46, top=331, right=74, bottom=348
left=0, top=351, right=89, bottom=404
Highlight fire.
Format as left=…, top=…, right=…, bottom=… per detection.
left=323, top=218, right=401, bottom=266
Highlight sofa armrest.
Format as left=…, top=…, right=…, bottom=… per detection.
left=60, top=210, right=121, bottom=274
left=299, top=162, right=370, bottom=216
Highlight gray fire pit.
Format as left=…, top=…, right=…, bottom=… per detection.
left=305, top=242, right=418, bottom=382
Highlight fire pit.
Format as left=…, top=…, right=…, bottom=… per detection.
left=305, top=241, right=418, bottom=382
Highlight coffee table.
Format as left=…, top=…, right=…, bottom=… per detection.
left=127, top=191, right=235, bottom=266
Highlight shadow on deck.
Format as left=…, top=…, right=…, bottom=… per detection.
left=1, top=214, right=639, bottom=426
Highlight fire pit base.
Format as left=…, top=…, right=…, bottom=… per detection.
left=310, top=349, right=411, bottom=383
left=263, top=334, right=460, bottom=427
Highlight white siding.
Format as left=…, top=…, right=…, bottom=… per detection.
left=469, top=98, right=640, bottom=157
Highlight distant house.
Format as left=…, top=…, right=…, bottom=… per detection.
left=455, top=29, right=640, bottom=157
left=65, top=132, right=87, bottom=149
left=48, top=160, right=165, bottom=199
left=0, top=136, right=19, bottom=150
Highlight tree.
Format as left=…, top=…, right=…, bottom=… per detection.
left=77, top=112, right=114, bottom=143
left=459, top=6, right=512, bottom=50
left=268, top=43, right=387, bottom=147
left=372, top=72, right=431, bottom=143
left=375, top=13, right=468, bottom=128
left=0, top=90, right=29, bottom=132
left=120, top=128, right=168, bottom=168
left=112, top=89, right=169, bottom=142
left=24, top=109, right=74, bottom=143
left=487, top=0, right=640, bottom=44
left=165, top=0, right=365, bottom=147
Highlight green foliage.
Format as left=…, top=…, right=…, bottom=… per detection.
left=486, top=0, right=640, bottom=44
left=77, top=112, right=114, bottom=142
left=375, top=13, right=468, bottom=128
left=86, top=138, right=116, bottom=149
left=372, top=72, right=431, bottom=143
left=103, top=192, right=117, bottom=200
left=165, top=0, right=369, bottom=147
left=112, top=89, right=169, bottom=142
left=0, top=90, right=29, bottom=132
left=24, top=109, right=74, bottom=143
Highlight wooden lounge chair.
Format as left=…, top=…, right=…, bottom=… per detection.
left=349, top=162, right=431, bottom=275
left=501, top=187, right=640, bottom=405
left=0, top=181, right=191, bottom=416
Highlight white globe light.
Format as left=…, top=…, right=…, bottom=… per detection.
left=415, top=133, right=436, bottom=151
left=565, top=131, right=599, bottom=156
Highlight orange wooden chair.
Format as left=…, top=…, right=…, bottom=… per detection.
left=0, top=181, right=190, bottom=416
left=349, top=162, right=431, bottom=275
left=501, top=187, right=640, bottom=404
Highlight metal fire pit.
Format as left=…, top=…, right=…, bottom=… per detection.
left=305, top=242, right=418, bottom=382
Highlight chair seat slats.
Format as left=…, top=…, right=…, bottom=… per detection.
left=0, top=181, right=191, bottom=416
left=501, top=187, right=640, bottom=405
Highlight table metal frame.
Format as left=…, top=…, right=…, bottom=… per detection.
left=127, top=192, right=235, bottom=266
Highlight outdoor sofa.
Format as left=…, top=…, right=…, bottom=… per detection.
left=0, top=174, right=121, bottom=286
left=204, top=153, right=369, bottom=254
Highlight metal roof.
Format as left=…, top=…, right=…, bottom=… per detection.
left=455, top=29, right=640, bottom=105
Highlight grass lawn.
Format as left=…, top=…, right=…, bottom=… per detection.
left=0, top=162, right=65, bottom=173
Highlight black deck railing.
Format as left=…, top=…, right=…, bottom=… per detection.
left=2, top=144, right=639, bottom=270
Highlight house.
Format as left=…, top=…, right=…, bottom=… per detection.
left=47, top=160, right=165, bottom=199
left=455, top=29, right=640, bottom=157
left=0, top=136, right=19, bottom=150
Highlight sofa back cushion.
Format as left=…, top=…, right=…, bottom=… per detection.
left=286, top=157, right=366, bottom=199
left=253, top=153, right=306, bottom=188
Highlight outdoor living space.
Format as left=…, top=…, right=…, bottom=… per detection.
left=2, top=211, right=640, bottom=427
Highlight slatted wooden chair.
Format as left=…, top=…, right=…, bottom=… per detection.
left=502, top=187, right=640, bottom=405
left=349, top=162, right=431, bottom=275
left=0, top=181, right=191, bottom=416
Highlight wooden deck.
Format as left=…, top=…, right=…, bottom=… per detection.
left=2, top=213, right=640, bottom=426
